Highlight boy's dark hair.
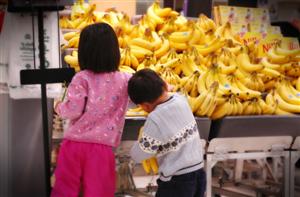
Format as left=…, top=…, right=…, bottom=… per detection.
left=78, top=23, right=120, bottom=73
left=128, top=69, right=166, bottom=104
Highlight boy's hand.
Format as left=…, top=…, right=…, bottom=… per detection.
left=167, top=83, right=174, bottom=92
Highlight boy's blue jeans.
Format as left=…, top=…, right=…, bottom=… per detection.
left=156, top=168, right=206, bottom=197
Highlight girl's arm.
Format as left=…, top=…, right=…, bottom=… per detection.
left=56, top=73, right=88, bottom=120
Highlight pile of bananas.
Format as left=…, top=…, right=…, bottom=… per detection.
left=61, top=0, right=300, bottom=118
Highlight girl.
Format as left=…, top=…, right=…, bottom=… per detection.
left=51, top=23, right=131, bottom=197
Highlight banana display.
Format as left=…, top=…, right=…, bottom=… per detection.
left=61, top=0, right=300, bottom=119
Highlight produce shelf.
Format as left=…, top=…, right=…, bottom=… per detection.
left=209, top=115, right=300, bottom=140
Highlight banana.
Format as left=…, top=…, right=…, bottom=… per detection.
left=196, top=91, right=213, bottom=116
left=218, top=59, right=237, bottom=75
left=275, top=45, right=300, bottom=57
left=261, top=67, right=281, bottom=78
left=275, top=107, right=294, bottom=115
left=169, top=31, right=191, bottom=43
left=149, top=157, right=159, bottom=174
left=194, top=39, right=226, bottom=56
left=260, top=57, right=282, bottom=71
left=180, top=55, right=199, bottom=76
left=130, top=46, right=153, bottom=59
left=142, top=160, right=151, bottom=174
left=190, top=78, right=199, bottom=97
left=130, top=54, right=139, bottom=70
left=258, top=98, right=275, bottom=114
left=267, top=48, right=290, bottom=64
left=211, top=102, right=229, bottom=120
left=198, top=14, right=216, bottom=33
left=236, top=53, right=264, bottom=73
left=274, top=92, right=300, bottom=113
left=63, top=31, right=79, bottom=41
left=243, top=101, right=254, bottom=115
left=277, top=84, right=300, bottom=105
left=188, top=26, right=205, bottom=45
left=119, top=65, right=136, bottom=74
left=197, top=71, right=208, bottom=93
left=236, top=99, right=244, bottom=115
left=156, top=7, right=172, bottom=17
left=170, top=41, right=188, bottom=51
left=296, top=77, right=300, bottom=91
left=151, top=31, right=163, bottom=50
left=64, top=55, right=79, bottom=67
left=234, top=79, right=261, bottom=99
left=130, top=38, right=155, bottom=51
left=62, top=35, right=80, bottom=49
left=146, top=2, right=164, bottom=25
left=286, top=67, right=300, bottom=77
left=154, top=38, right=170, bottom=58
left=286, top=82, right=300, bottom=98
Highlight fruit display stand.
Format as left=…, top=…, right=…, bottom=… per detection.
left=206, top=136, right=292, bottom=197
left=206, top=115, right=300, bottom=197
left=209, top=115, right=300, bottom=139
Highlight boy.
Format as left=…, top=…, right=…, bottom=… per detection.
left=128, top=69, right=206, bottom=197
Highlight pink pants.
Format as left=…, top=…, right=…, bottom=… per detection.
left=51, top=140, right=115, bottom=197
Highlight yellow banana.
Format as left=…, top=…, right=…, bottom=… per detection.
left=296, top=77, right=300, bottom=91
left=130, top=46, right=153, bottom=59
left=267, top=48, right=290, bottom=64
left=236, top=53, right=264, bottom=73
left=64, top=55, right=79, bottom=67
left=260, top=57, right=282, bottom=71
left=188, top=26, right=204, bottom=45
left=261, top=67, right=281, bottom=78
left=275, top=107, right=294, bottom=115
left=63, top=31, right=79, bottom=41
left=130, top=54, right=139, bottom=70
left=218, top=59, right=237, bottom=75
left=149, top=157, right=159, bottom=174
left=274, top=92, right=300, bottom=113
left=258, top=98, right=275, bottom=115
left=275, top=45, right=300, bottom=57
left=151, top=31, right=162, bottom=50
left=156, top=7, right=172, bottom=17
left=130, top=38, right=155, bottom=51
left=119, top=65, right=136, bottom=74
left=170, top=41, right=188, bottom=51
left=197, top=71, right=208, bottom=93
left=169, top=31, right=191, bottom=43
left=211, top=102, right=229, bottom=120
left=277, top=84, right=300, bottom=105
left=142, top=160, right=151, bottom=174
left=194, top=39, right=226, bottom=56
left=154, top=38, right=170, bottom=58
left=146, top=3, right=164, bottom=25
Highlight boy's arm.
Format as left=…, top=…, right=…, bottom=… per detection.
left=130, top=119, right=162, bottom=163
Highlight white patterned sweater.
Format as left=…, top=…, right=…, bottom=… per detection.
left=130, top=93, right=204, bottom=181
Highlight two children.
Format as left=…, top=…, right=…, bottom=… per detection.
left=53, top=22, right=206, bottom=197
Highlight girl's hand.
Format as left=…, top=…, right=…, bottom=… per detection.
left=54, top=100, right=62, bottom=114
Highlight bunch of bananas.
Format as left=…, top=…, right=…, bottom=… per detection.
left=64, top=50, right=80, bottom=72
